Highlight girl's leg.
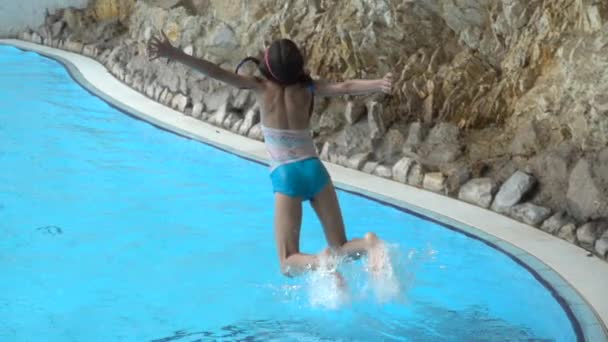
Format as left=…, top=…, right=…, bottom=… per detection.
left=310, top=181, right=381, bottom=259
left=274, top=192, right=319, bottom=277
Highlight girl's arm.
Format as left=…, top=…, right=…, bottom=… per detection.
left=314, top=73, right=393, bottom=97
left=148, top=32, right=262, bottom=91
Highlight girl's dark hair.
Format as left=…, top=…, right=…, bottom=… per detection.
left=235, top=39, right=313, bottom=87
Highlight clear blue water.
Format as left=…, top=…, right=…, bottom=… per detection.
left=0, top=45, right=578, bottom=341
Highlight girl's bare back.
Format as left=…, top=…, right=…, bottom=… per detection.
left=257, top=81, right=313, bottom=130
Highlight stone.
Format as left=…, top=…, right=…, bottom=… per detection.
left=557, top=224, right=578, bottom=244
left=344, top=101, right=366, bottom=124
left=367, top=101, right=386, bottom=141
left=183, top=44, right=194, bottom=56
left=407, top=163, right=425, bottom=187
left=231, top=119, right=244, bottom=132
left=375, top=127, right=406, bottom=163
left=222, top=113, right=240, bottom=129
left=404, top=122, right=428, bottom=148
left=238, top=106, right=260, bottom=136
left=392, top=157, right=415, bottom=183
left=491, top=171, right=537, bottom=213
left=317, top=101, right=346, bottom=136
left=171, top=93, right=189, bottom=112
left=595, top=230, right=608, bottom=258
left=576, top=220, right=608, bottom=248
left=446, top=165, right=472, bottom=195
left=320, top=142, right=332, bottom=161
left=247, top=123, right=263, bottom=141
left=346, top=153, right=370, bottom=170
left=192, top=103, right=204, bottom=118
left=458, top=178, right=497, bottom=208
left=362, top=161, right=380, bottom=174
left=423, top=172, right=446, bottom=193
left=510, top=120, right=539, bottom=156
left=510, top=203, right=552, bottom=227
left=540, top=211, right=574, bottom=235
left=373, top=165, right=393, bottom=179
left=145, top=83, right=155, bottom=98
left=331, top=122, right=373, bottom=157
left=567, top=158, right=608, bottom=222
left=210, top=103, right=230, bottom=126
left=426, top=123, right=460, bottom=145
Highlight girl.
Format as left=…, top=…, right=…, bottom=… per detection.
left=149, top=34, right=392, bottom=278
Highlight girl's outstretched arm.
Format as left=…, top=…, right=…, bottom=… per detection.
left=314, top=73, right=392, bottom=97
left=148, top=32, right=262, bottom=91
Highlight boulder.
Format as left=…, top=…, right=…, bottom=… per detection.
left=458, top=178, right=497, bottom=208
left=557, top=224, right=578, bottom=244
left=576, top=220, right=608, bottom=249
left=392, top=157, right=415, bottom=183
left=540, top=211, right=574, bottom=235
left=423, top=173, right=446, bottom=193
left=567, top=156, right=608, bottom=222
left=595, top=230, right=608, bottom=259
left=509, top=203, right=552, bottom=227
left=491, top=171, right=537, bottom=213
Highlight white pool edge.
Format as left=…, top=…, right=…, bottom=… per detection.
left=3, top=39, right=606, bottom=341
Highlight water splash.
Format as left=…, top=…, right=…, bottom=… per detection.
left=299, top=243, right=437, bottom=309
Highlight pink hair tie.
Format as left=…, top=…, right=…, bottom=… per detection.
left=264, top=48, right=282, bottom=82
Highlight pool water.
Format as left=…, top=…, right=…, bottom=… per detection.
left=0, top=45, right=578, bottom=341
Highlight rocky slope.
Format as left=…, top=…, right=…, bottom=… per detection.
left=18, top=0, right=608, bottom=259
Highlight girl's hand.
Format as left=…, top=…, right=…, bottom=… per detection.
left=379, top=73, right=393, bottom=95
left=148, top=31, right=179, bottom=61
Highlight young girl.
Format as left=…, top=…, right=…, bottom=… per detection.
left=149, top=34, right=392, bottom=278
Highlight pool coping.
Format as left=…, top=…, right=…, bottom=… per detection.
left=3, top=39, right=607, bottom=341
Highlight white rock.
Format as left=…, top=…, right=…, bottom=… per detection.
left=458, top=178, right=496, bottom=208
left=407, top=163, right=424, bottom=187
left=373, top=165, right=393, bottom=179
left=491, top=171, right=537, bottom=213
left=392, top=157, right=415, bottom=183
left=362, top=161, right=380, bottom=174
left=509, top=203, right=552, bottom=226
left=423, top=172, right=446, bottom=193
left=346, top=153, right=370, bottom=170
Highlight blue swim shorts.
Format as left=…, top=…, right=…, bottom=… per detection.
left=270, top=157, right=330, bottom=201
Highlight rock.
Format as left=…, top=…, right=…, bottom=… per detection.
left=320, top=142, right=332, bottom=161
left=510, top=203, right=552, bottom=227
left=491, top=171, right=537, bottom=213
left=238, top=106, right=260, bottom=136
left=595, top=230, right=608, bottom=258
left=426, top=123, right=460, bottom=145
left=183, top=44, right=194, bottom=56
left=171, top=93, right=189, bottom=112
left=576, top=220, right=608, bottom=248
left=346, top=153, right=370, bottom=170
left=510, top=120, right=539, bottom=156
left=362, top=161, right=380, bottom=174
left=247, top=123, right=263, bottom=141
left=231, top=119, right=244, bottom=132
left=210, top=103, right=230, bottom=126
left=407, top=162, right=425, bottom=187
left=529, top=143, right=577, bottom=212
left=423, top=172, right=446, bottom=193
left=367, top=101, right=386, bottom=141
left=344, top=101, right=366, bottom=124
left=51, top=20, right=65, bottom=38
left=373, top=165, right=393, bottom=179
left=567, top=157, right=608, bottom=222
left=392, top=157, right=415, bottom=183
left=222, top=113, right=240, bottom=129
left=145, top=83, right=155, bottom=98
left=404, top=122, right=428, bottom=148
left=557, top=224, right=578, bottom=244
left=316, top=100, right=346, bottom=136
left=540, top=211, right=574, bottom=235
left=446, top=165, right=472, bottom=195
left=375, top=127, right=406, bottom=163
left=458, top=178, right=497, bottom=208
left=191, top=103, right=204, bottom=118
left=331, top=121, right=373, bottom=157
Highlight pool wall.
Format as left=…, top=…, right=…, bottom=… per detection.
left=2, top=39, right=607, bottom=342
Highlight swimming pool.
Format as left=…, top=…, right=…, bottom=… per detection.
left=0, top=45, right=580, bottom=341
